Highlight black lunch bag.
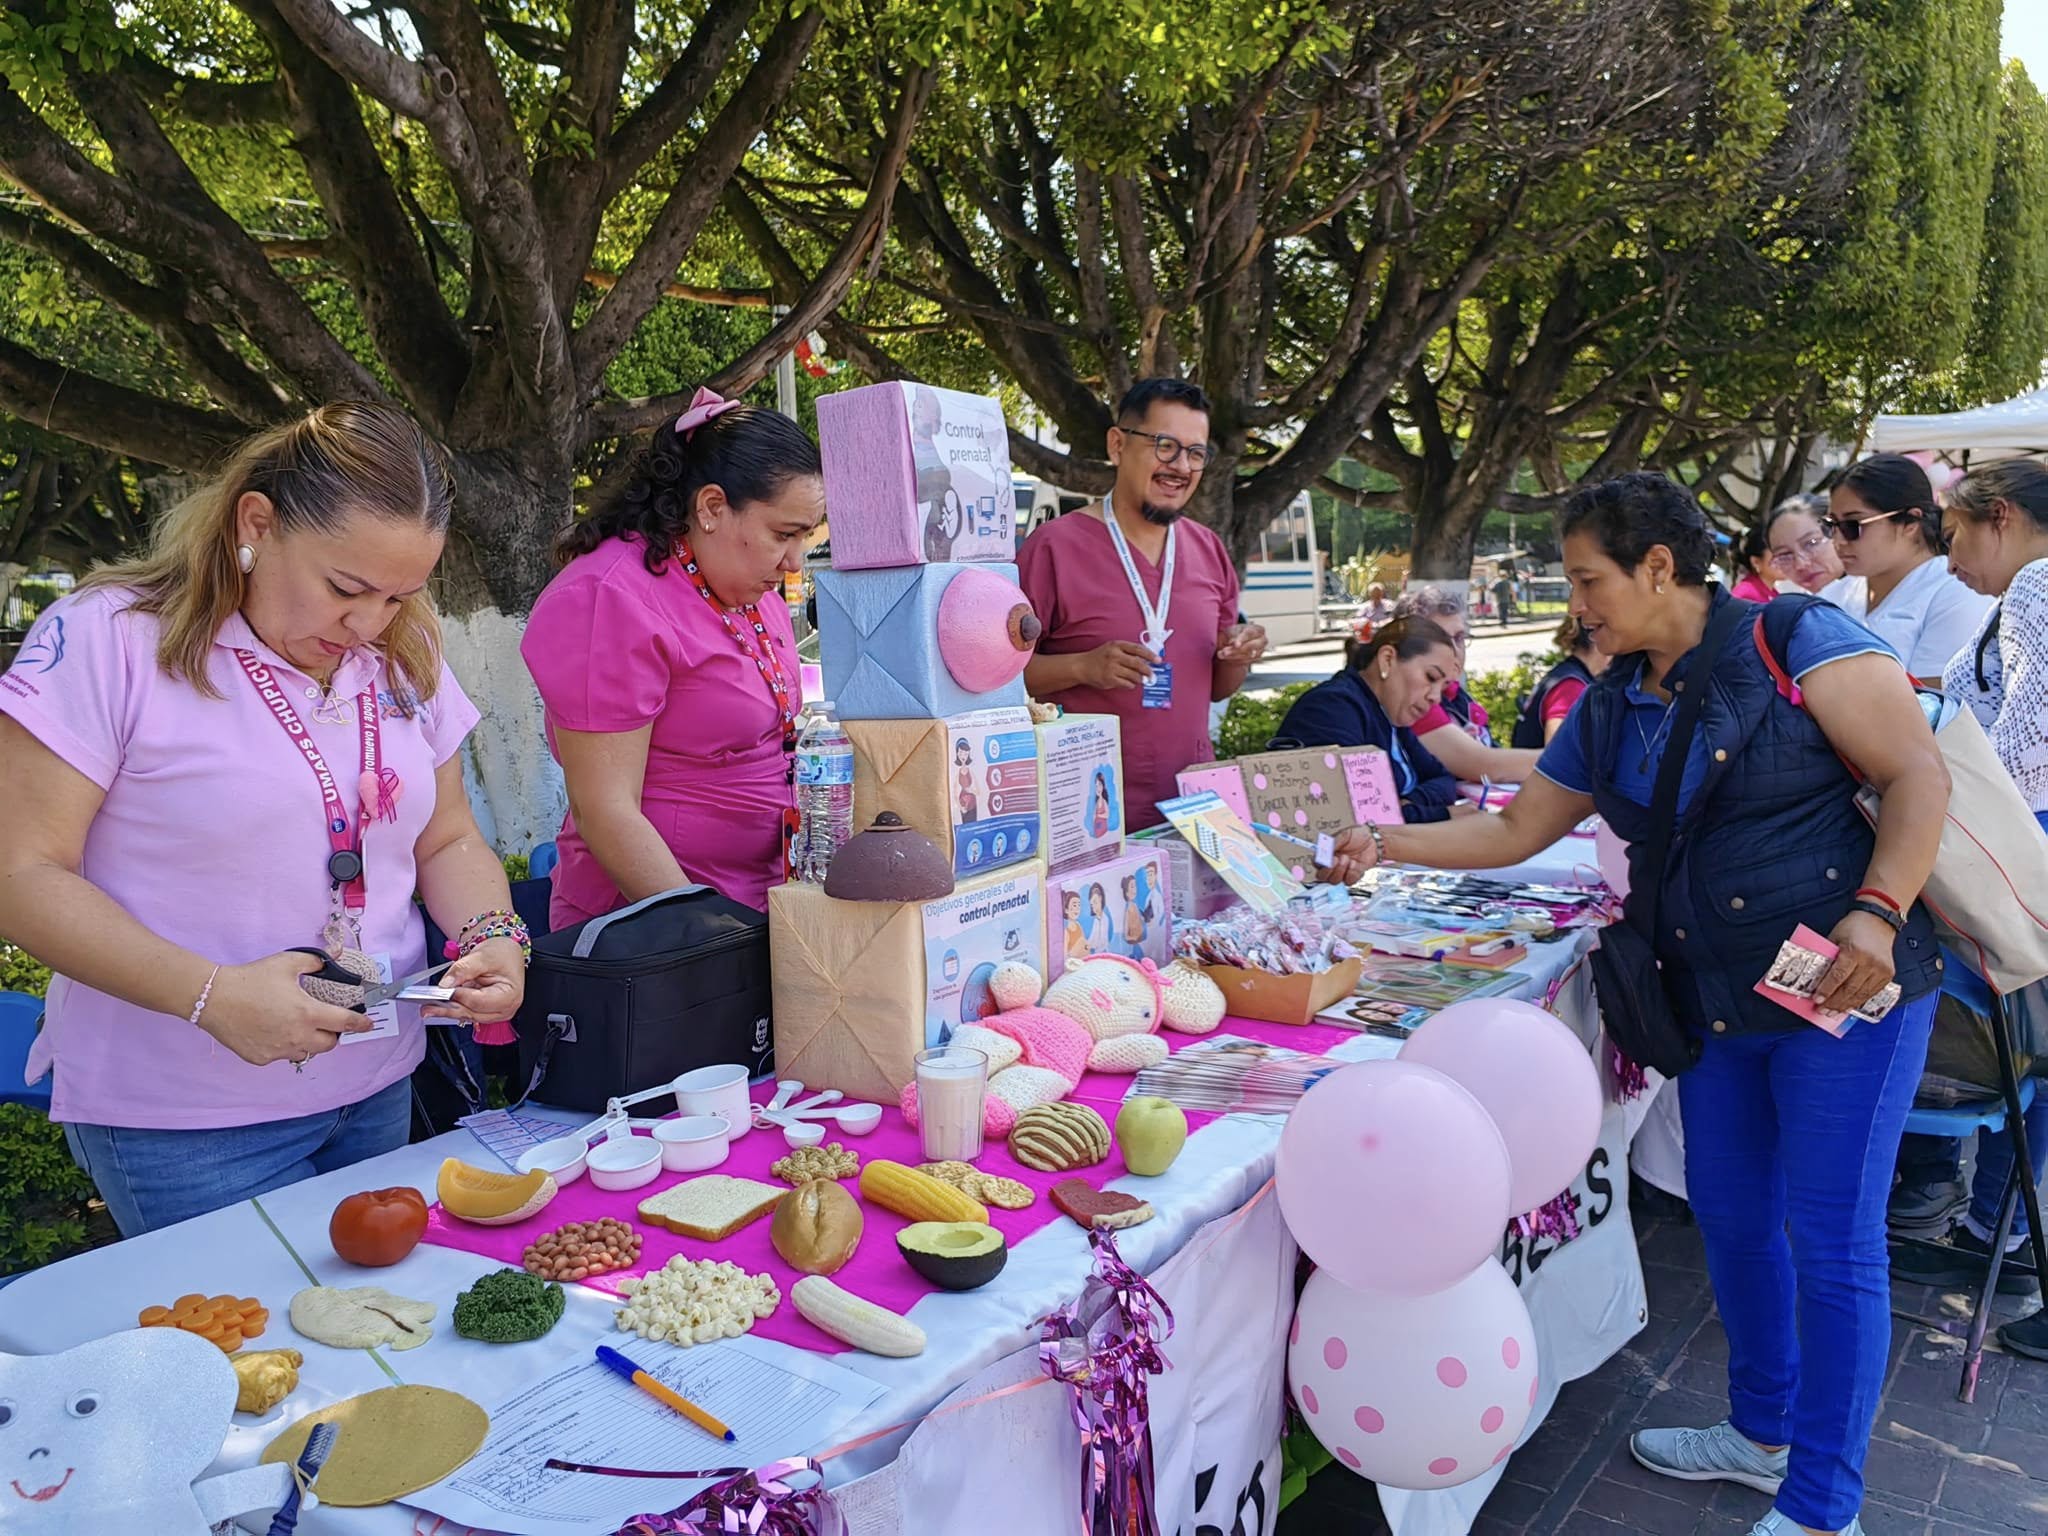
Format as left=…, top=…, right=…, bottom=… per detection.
left=513, top=884, right=774, bottom=1112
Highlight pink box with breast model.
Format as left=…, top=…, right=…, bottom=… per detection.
left=818, top=382, right=1017, bottom=570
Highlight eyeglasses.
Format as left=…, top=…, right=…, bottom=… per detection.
left=1767, top=531, right=1831, bottom=569
left=1822, top=510, right=1905, bottom=543
left=1118, top=428, right=1214, bottom=470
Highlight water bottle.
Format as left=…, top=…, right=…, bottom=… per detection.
left=793, top=702, right=855, bottom=883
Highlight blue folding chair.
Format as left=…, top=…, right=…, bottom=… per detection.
left=1894, top=960, right=2048, bottom=1401
left=0, top=990, right=49, bottom=1111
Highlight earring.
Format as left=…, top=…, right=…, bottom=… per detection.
left=237, top=544, right=256, bottom=574
left=1655, top=580, right=1666, bottom=595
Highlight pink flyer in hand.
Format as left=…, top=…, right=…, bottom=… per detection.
left=1753, top=923, right=1856, bottom=1036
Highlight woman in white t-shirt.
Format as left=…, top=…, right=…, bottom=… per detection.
left=1826, top=455, right=1992, bottom=683
left=1889, top=460, right=2048, bottom=1363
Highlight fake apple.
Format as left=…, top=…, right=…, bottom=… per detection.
left=1116, top=1097, right=1188, bottom=1177
left=330, top=1186, right=430, bottom=1267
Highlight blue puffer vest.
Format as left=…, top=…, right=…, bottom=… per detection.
left=1581, top=591, right=1944, bottom=1037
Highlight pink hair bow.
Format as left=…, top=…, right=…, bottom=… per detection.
left=675, top=385, right=742, bottom=440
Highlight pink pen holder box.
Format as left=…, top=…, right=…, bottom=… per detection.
left=818, top=382, right=1018, bottom=570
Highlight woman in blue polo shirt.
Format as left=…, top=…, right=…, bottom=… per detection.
left=1326, top=474, right=1949, bottom=1536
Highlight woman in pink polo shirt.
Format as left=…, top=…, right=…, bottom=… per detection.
left=0, top=404, right=527, bottom=1236
left=522, top=389, right=826, bottom=922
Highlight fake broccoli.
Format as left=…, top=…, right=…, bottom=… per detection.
left=453, top=1267, right=566, bottom=1342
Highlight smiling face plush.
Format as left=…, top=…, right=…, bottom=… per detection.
left=0, top=1329, right=237, bottom=1532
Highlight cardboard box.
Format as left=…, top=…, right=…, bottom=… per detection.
left=1045, top=845, right=1172, bottom=984
left=1131, top=825, right=1238, bottom=921
left=848, top=708, right=1042, bottom=878
left=817, top=382, right=1017, bottom=570
left=1179, top=746, right=1400, bottom=870
left=1036, top=713, right=1125, bottom=877
left=1201, top=957, right=1364, bottom=1027
left=817, top=562, right=1032, bottom=721
left=769, top=864, right=1044, bottom=1102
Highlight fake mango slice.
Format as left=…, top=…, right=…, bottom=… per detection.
left=435, top=1158, right=557, bottom=1225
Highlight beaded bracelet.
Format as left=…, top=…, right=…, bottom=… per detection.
left=187, top=964, right=221, bottom=1028
left=443, top=909, right=533, bottom=966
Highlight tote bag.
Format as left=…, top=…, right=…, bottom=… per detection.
left=1756, top=613, right=2048, bottom=995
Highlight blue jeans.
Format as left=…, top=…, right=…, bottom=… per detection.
left=63, top=1077, right=414, bottom=1237
left=1680, top=994, right=1936, bottom=1530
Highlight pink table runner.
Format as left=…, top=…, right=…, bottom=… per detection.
left=421, top=1015, right=1355, bottom=1353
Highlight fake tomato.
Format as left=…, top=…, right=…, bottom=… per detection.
left=329, top=1187, right=430, bottom=1267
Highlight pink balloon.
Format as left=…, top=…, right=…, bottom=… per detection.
left=1288, top=1260, right=1537, bottom=1492
left=1399, top=999, right=1603, bottom=1216
left=1276, top=1061, right=1512, bottom=1294
left=1593, top=819, right=1630, bottom=901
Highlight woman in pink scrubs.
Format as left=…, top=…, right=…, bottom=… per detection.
left=0, top=404, right=527, bottom=1235
left=523, top=389, right=826, bottom=924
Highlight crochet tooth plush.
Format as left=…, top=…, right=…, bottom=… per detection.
left=0, top=1329, right=291, bottom=1533
left=899, top=956, right=1227, bottom=1135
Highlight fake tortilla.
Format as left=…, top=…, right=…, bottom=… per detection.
left=261, top=1385, right=488, bottom=1506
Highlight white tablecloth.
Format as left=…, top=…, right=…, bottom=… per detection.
left=0, top=855, right=1643, bottom=1536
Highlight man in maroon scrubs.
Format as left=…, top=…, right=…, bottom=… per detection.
left=1019, top=379, right=1268, bottom=828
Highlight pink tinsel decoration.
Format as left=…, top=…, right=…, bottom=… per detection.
left=1040, top=1228, right=1175, bottom=1536
left=1608, top=1040, right=1648, bottom=1102
left=1514, top=1190, right=1583, bottom=1245
left=611, top=1456, right=844, bottom=1535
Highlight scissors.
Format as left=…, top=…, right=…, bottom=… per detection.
left=287, top=949, right=456, bottom=1011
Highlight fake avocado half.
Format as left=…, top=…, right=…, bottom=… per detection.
left=897, top=1221, right=1008, bottom=1291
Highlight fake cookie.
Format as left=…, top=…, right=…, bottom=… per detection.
left=1049, top=1178, right=1153, bottom=1231
left=288, top=1285, right=436, bottom=1351
left=917, top=1160, right=1035, bottom=1210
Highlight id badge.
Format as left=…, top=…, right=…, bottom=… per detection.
left=1141, top=659, right=1174, bottom=710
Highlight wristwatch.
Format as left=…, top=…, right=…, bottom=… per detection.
left=1847, top=898, right=1906, bottom=934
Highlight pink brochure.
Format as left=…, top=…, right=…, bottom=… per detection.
left=1752, top=923, right=1856, bottom=1036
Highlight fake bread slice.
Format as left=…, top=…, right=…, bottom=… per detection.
left=637, top=1175, right=785, bottom=1242
left=262, top=1384, right=487, bottom=1506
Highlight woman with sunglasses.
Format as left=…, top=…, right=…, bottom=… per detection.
left=1886, top=460, right=2048, bottom=1362
left=1827, top=455, right=1991, bottom=684
left=1763, top=494, right=1853, bottom=599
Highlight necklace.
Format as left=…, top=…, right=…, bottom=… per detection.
left=674, top=539, right=798, bottom=747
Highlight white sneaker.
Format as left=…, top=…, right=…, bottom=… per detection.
left=1629, top=1419, right=1788, bottom=1496
left=1751, top=1511, right=1864, bottom=1536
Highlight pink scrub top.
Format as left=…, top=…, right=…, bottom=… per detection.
left=1018, top=509, right=1240, bottom=829
left=0, top=590, right=478, bottom=1130
left=1413, top=681, right=1491, bottom=741
left=522, top=536, right=796, bottom=923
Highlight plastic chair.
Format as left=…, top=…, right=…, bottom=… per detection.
left=529, top=840, right=559, bottom=881
left=1893, top=963, right=2048, bottom=1402
left=0, top=990, right=49, bottom=1111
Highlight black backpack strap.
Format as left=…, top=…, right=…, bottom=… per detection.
left=1626, top=597, right=1752, bottom=939
left=1976, top=604, right=2003, bottom=692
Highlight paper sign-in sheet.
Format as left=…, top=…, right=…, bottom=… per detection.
left=405, top=1334, right=886, bottom=1535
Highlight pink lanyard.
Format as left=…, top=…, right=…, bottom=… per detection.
left=235, top=649, right=380, bottom=921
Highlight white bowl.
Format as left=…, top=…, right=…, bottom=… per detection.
left=516, top=1136, right=590, bottom=1184
left=780, top=1120, right=827, bottom=1149
left=653, top=1115, right=731, bottom=1172
left=834, top=1102, right=882, bottom=1136
left=586, top=1133, right=663, bottom=1191
left=674, top=1063, right=754, bottom=1140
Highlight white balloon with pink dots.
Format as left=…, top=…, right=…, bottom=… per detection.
left=1287, top=1259, right=1538, bottom=1491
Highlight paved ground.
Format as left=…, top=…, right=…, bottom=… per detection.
left=1250, top=623, right=1564, bottom=692
left=1279, top=1185, right=2048, bottom=1535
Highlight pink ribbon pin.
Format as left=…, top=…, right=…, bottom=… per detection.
left=675, top=385, right=743, bottom=440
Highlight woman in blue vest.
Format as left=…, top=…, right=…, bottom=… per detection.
left=1272, top=617, right=1466, bottom=821
left=1327, top=473, right=1949, bottom=1536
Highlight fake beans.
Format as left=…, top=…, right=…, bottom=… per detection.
left=522, top=1219, right=642, bottom=1282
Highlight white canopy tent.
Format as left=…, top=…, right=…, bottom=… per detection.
left=1869, top=384, right=2048, bottom=462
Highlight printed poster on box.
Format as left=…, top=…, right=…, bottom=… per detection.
left=1046, top=846, right=1172, bottom=983
left=921, top=866, right=1043, bottom=1049
left=1036, top=713, right=1124, bottom=876
left=816, top=382, right=1016, bottom=569
left=951, top=710, right=1041, bottom=877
